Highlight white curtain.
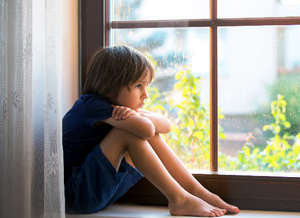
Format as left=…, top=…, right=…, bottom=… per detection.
left=0, top=0, right=65, bottom=217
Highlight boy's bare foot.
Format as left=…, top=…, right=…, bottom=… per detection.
left=168, top=193, right=227, bottom=217
left=198, top=192, right=240, bottom=214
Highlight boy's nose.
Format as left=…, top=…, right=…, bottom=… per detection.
left=142, top=89, right=148, bottom=99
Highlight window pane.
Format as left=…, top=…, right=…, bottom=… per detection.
left=112, top=0, right=209, bottom=21
left=218, top=26, right=300, bottom=173
left=219, top=0, right=300, bottom=18
left=112, top=28, right=211, bottom=170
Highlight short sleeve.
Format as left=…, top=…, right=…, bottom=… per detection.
left=84, top=97, right=114, bottom=127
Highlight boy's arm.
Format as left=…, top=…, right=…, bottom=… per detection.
left=138, top=109, right=171, bottom=134
left=102, top=107, right=155, bottom=140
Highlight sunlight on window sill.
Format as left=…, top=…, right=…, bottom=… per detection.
left=189, top=170, right=300, bottom=178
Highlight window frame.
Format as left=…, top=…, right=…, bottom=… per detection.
left=79, top=0, right=300, bottom=211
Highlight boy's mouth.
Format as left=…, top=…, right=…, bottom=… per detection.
left=139, top=103, right=144, bottom=107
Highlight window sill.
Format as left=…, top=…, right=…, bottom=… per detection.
left=66, top=204, right=300, bottom=218
left=116, top=172, right=300, bottom=212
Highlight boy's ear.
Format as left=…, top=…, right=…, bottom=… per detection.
left=107, top=93, right=112, bottom=98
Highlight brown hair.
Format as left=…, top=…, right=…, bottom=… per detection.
left=82, top=45, right=155, bottom=101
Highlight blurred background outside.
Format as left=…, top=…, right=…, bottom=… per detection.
left=111, top=0, right=300, bottom=173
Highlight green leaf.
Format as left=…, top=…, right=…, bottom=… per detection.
left=154, top=105, right=166, bottom=111
left=263, top=125, right=269, bottom=131
left=175, top=71, right=184, bottom=80
left=193, top=131, right=204, bottom=139
left=172, top=105, right=185, bottom=110
left=252, top=148, right=259, bottom=156
left=280, top=100, right=287, bottom=106
left=279, top=114, right=286, bottom=121
left=283, top=122, right=291, bottom=128
left=271, top=101, right=277, bottom=107
left=243, top=146, right=250, bottom=158
left=188, top=117, right=194, bottom=129
left=219, top=133, right=226, bottom=139
left=275, top=125, right=281, bottom=134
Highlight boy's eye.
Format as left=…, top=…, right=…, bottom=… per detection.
left=135, top=84, right=141, bottom=88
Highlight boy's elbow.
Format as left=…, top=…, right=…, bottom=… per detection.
left=160, top=119, right=172, bottom=134
left=144, top=124, right=156, bottom=140
left=165, top=126, right=171, bottom=134
left=165, top=120, right=172, bottom=133
left=140, top=121, right=155, bottom=140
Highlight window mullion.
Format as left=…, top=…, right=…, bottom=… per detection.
left=111, top=19, right=213, bottom=28
left=216, top=17, right=300, bottom=26
left=105, top=0, right=110, bottom=46
left=210, top=0, right=218, bottom=172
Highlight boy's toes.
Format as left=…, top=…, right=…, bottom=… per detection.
left=214, top=210, right=222, bottom=217
left=208, top=212, right=216, bottom=217
left=211, top=208, right=225, bottom=217
left=211, top=210, right=219, bottom=217
left=221, top=209, right=227, bottom=214
left=227, top=206, right=240, bottom=214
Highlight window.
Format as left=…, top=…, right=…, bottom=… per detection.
left=79, top=0, right=300, bottom=211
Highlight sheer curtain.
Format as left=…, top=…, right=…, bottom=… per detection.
left=0, top=0, right=65, bottom=217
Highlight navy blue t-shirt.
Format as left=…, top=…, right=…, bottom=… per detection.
left=63, top=94, right=114, bottom=184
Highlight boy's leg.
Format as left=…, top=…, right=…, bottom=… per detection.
left=65, top=143, right=139, bottom=213
left=147, top=134, right=240, bottom=214
left=100, top=128, right=226, bottom=217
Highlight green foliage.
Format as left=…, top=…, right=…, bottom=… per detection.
left=145, top=65, right=300, bottom=173
left=219, top=95, right=300, bottom=172
left=268, top=74, right=300, bottom=134
left=165, top=67, right=211, bottom=169
left=145, top=66, right=225, bottom=170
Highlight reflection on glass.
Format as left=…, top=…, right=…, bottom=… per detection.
left=113, top=28, right=211, bottom=170
left=219, top=0, right=300, bottom=18
left=218, top=26, right=300, bottom=173
left=112, top=0, right=209, bottom=21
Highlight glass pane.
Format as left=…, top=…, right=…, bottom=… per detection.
left=112, top=0, right=209, bottom=21
left=219, top=0, right=300, bottom=18
left=112, top=28, right=210, bottom=170
left=218, top=26, right=300, bottom=173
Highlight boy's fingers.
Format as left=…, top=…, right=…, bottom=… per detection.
left=112, top=106, right=136, bottom=120
left=122, top=110, right=132, bottom=119
left=112, top=107, right=116, bottom=117
left=112, top=106, right=122, bottom=119
left=116, top=106, right=129, bottom=120
left=123, top=110, right=138, bottom=119
left=118, top=108, right=128, bottom=119
left=112, top=106, right=119, bottom=118
left=115, top=107, right=124, bottom=119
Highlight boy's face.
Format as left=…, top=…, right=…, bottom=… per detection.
left=114, top=71, right=152, bottom=112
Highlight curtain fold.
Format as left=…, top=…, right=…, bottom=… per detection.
left=0, top=0, right=65, bottom=217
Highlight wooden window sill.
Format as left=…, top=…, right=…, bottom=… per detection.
left=117, top=172, right=300, bottom=212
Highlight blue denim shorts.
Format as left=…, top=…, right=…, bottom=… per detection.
left=65, top=145, right=143, bottom=214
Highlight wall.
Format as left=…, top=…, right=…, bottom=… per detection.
left=61, top=1, right=79, bottom=116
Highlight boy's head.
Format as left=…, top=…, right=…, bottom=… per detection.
left=82, top=45, right=155, bottom=101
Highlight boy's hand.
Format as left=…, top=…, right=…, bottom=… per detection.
left=112, top=105, right=138, bottom=120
